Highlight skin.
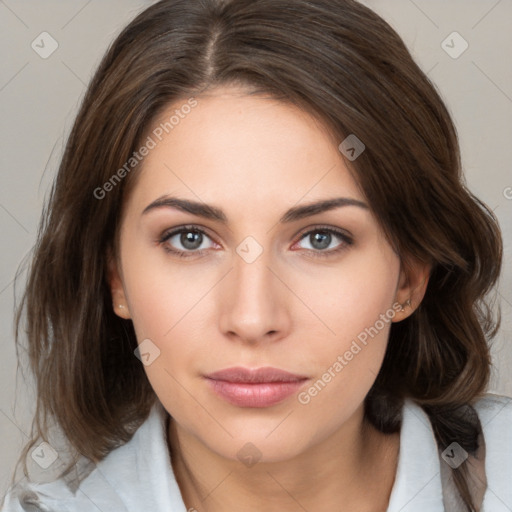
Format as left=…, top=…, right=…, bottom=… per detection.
left=109, top=84, right=430, bottom=511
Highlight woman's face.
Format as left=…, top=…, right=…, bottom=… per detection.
left=110, top=85, right=419, bottom=463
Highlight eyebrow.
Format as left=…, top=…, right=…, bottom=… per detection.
left=142, top=195, right=369, bottom=223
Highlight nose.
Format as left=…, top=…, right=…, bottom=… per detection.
left=217, top=245, right=292, bottom=345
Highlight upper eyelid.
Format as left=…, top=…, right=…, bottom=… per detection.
left=296, top=225, right=351, bottom=238
left=160, top=224, right=217, bottom=242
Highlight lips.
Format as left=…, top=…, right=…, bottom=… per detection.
left=206, top=366, right=308, bottom=383
left=204, top=366, right=308, bottom=408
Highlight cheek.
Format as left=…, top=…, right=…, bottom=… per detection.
left=292, top=241, right=400, bottom=353
left=121, top=236, right=214, bottom=341
left=119, top=248, right=214, bottom=410
left=290, top=245, right=399, bottom=411
left=122, top=277, right=204, bottom=425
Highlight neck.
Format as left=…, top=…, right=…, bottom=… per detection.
left=167, top=404, right=400, bottom=512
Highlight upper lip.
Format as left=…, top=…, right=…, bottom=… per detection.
left=205, top=366, right=308, bottom=383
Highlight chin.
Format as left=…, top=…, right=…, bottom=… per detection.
left=197, top=420, right=316, bottom=464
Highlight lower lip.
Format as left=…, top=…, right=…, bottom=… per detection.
left=206, top=378, right=307, bottom=408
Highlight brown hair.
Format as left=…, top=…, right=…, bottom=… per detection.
left=11, top=0, right=502, bottom=509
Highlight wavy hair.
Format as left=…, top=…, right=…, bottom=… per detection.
left=11, top=0, right=502, bottom=510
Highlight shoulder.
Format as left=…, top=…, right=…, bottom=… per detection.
left=472, top=393, right=512, bottom=443
left=473, top=393, right=512, bottom=511
left=386, top=394, right=512, bottom=512
left=1, top=455, right=131, bottom=512
left=1, top=401, right=180, bottom=512
left=472, top=392, right=512, bottom=421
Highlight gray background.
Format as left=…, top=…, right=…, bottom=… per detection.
left=1, top=0, right=511, bottom=500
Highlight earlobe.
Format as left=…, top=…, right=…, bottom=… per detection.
left=392, top=258, right=431, bottom=323
left=106, top=249, right=132, bottom=320
left=113, top=302, right=131, bottom=319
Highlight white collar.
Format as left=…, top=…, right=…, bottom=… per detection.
left=10, top=395, right=512, bottom=511
left=386, top=399, right=445, bottom=511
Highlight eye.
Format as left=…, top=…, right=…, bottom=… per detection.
left=293, top=227, right=353, bottom=257
left=158, top=225, right=353, bottom=259
left=159, top=225, right=217, bottom=258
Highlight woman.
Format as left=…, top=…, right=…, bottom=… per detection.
left=2, top=0, right=510, bottom=511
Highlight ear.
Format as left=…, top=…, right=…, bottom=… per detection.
left=107, top=248, right=131, bottom=320
left=392, top=257, right=431, bottom=323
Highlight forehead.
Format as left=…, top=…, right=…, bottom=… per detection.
left=128, top=86, right=365, bottom=214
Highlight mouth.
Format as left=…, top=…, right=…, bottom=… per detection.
left=204, top=366, right=309, bottom=408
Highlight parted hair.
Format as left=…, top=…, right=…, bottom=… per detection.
left=12, top=0, right=502, bottom=510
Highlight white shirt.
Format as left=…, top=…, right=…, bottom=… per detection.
left=2, top=394, right=511, bottom=511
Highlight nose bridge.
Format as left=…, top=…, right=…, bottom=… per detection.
left=234, top=244, right=272, bottom=302
left=218, top=236, right=289, bottom=342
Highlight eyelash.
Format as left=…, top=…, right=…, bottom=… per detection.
left=158, top=225, right=353, bottom=259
